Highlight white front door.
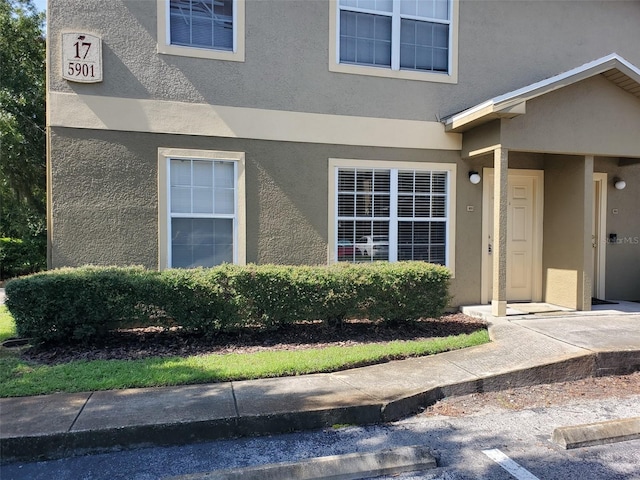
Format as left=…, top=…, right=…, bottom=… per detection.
left=482, top=170, right=544, bottom=303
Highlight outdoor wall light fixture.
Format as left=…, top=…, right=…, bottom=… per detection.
left=469, top=171, right=482, bottom=184
left=614, top=178, right=626, bottom=190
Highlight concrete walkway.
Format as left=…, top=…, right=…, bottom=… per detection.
left=1, top=305, right=639, bottom=464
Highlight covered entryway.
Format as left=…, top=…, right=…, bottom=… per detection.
left=445, top=54, right=640, bottom=316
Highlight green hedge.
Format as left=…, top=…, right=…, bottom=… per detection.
left=5, top=262, right=451, bottom=344
left=0, top=237, right=46, bottom=280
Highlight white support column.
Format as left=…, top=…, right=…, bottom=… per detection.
left=492, top=147, right=509, bottom=316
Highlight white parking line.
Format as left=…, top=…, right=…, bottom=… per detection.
left=482, top=449, right=540, bottom=480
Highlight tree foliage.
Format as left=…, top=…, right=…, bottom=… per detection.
left=0, top=0, right=45, bottom=250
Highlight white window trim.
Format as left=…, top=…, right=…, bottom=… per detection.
left=328, top=158, right=456, bottom=275
left=329, top=0, right=458, bottom=83
left=157, top=0, right=245, bottom=61
left=158, top=147, right=246, bottom=269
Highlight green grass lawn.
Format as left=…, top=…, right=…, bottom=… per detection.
left=0, top=305, right=17, bottom=342
left=0, top=306, right=490, bottom=398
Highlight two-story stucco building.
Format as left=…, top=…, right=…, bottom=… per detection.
left=47, top=0, right=640, bottom=314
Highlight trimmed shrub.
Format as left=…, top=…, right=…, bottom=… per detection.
left=5, top=262, right=451, bottom=344
left=5, top=267, right=166, bottom=342
left=160, top=267, right=242, bottom=335
left=227, top=264, right=310, bottom=329
left=358, top=262, right=451, bottom=324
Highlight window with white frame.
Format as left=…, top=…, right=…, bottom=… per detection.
left=335, top=166, right=451, bottom=265
left=158, top=0, right=244, bottom=61
left=169, top=0, right=233, bottom=51
left=337, top=0, right=452, bottom=74
left=168, top=157, right=237, bottom=268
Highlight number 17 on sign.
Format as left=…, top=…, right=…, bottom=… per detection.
left=62, top=33, right=103, bottom=83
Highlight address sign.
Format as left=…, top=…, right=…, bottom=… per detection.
left=62, top=33, right=103, bottom=83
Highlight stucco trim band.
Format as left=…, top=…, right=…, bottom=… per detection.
left=48, top=92, right=462, bottom=150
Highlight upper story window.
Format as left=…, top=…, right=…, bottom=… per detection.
left=157, top=0, right=245, bottom=61
left=330, top=0, right=458, bottom=83
left=170, top=0, right=233, bottom=51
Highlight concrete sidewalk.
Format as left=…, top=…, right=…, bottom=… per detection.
left=1, top=309, right=639, bottom=464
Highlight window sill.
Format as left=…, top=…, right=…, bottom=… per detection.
left=157, top=43, right=245, bottom=62
left=329, top=61, right=457, bottom=83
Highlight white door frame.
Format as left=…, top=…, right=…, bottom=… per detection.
left=592, top=173, right=607, bottom=300
left=481, top=168, right=544, bottom=304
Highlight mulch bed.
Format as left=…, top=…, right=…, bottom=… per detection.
left=18, top=313, right=487, bottom=366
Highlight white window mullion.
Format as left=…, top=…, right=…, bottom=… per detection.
left=388, top=169, right=398, bottom=261
left=340, top=6, right=392, bottom=16
left=188, top=1, right=194, bottom=46
left=391, top=0, right=401, bottom=71
left=171, top=212, right=236, bottom=219
left=190, top=159, right=194, bottom=214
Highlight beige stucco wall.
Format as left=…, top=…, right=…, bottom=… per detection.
left=461, top=121, right=501, bottom=159
left=46, top=0, right=640, bottom=308
left=542, top=155, right=593, bottom=309
left=502, top=76, right=640, bottom=157
left=47, top=0, right=640, bottom=122
left=49, top=127, right=484, bottom=306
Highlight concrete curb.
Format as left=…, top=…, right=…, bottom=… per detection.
left=0, top=406, right=384, bottom=464
left=552, top=417, right=640, bottom=449
left=164, top=444, right=437, bottom=480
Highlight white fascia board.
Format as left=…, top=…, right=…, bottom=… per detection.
left=445, top=53, right=640, bottom=131
left=491, top=53, right=639, bottom=109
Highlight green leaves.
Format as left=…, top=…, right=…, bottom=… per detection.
left=0, top=0, right=46, bottom=242
left=5, top=262, right=452, bottom=344
left=0, top=236, right=45, bottom=278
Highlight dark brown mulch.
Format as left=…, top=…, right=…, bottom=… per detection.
left=19, top=313, right=486, bottom=366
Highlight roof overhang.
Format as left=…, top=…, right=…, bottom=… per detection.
left=445, top=53, right=640, bottom=133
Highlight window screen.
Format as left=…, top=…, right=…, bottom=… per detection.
left=169, top=158, right=236, bottom=268
left=170, top=0, right=233, bottom=51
